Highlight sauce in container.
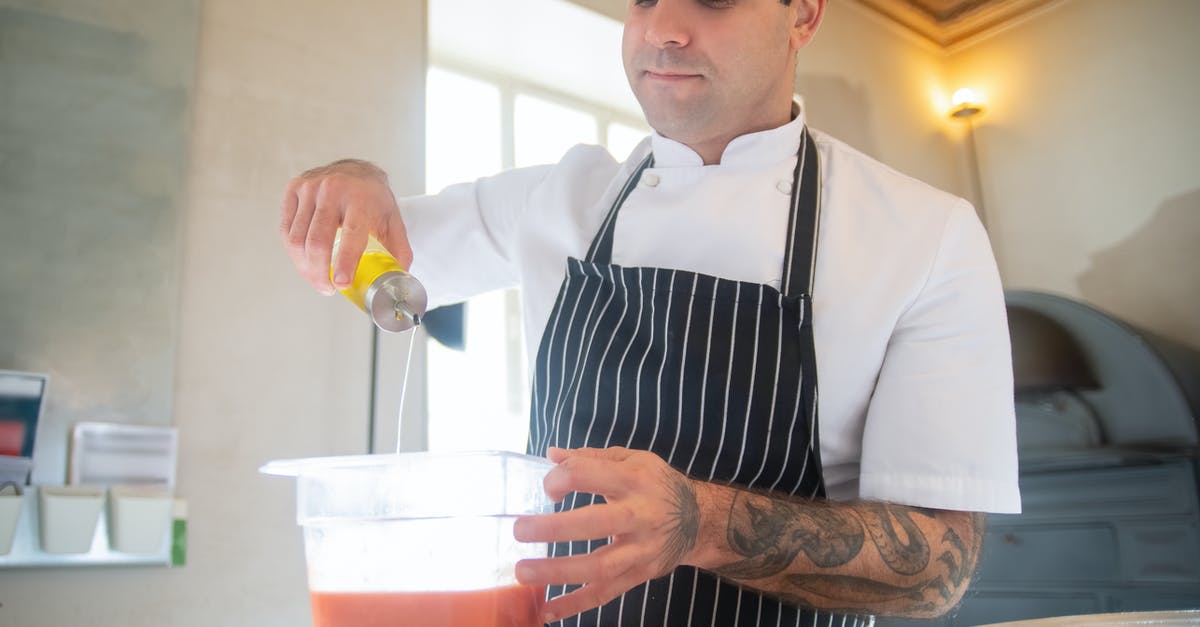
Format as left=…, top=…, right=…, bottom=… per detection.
left=261, top=452, right=556, bottom=627
left=311, top=584, right=545, bottom=627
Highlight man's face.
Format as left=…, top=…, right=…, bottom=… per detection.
left=622, top=0, right=821, bottom=148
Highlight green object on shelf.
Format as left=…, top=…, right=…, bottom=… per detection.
left=170, top=517, right=186, bottom=567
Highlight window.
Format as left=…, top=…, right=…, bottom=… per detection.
left=422, top=64, right=649, bottom=453
left=607, top=121, right=650, bottom=163
left=513, top=93, right=599, bottom=168
left=420, top=0, right=649, bottom=454
left=424, top=68, right=502, bottom=196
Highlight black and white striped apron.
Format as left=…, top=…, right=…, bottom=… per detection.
left=529, top=127, right=869, bottom=627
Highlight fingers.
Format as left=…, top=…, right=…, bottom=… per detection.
left=279, top=159, right=405, bottom=296
left=543, top=453, right=636, bottom=502
left=517, top=540, right=648, bottom=586
left=281, top=178, right=322, bottom=292
left=518, top=447, right=688, bottom=622
left=537, top=545, right=659, bottom=622
left=515, top=503, right=637, bottom=543
left=541, top=447, right=645, bottom=502
left=283, top=177, right=332, bottom=294
left=516, top=542, right=656, bottom=623
left=305, top=180, right=347, bottom=292
left=280, top=178, right=301, bottom=237
left=548, top=446, right=635, bottom=463
left=542, top=581, right=635, bottom=625
left=331, top=211, right=368, bottom=289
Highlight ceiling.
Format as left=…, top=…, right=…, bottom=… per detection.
left=850, top=0, right=1059, bottom=48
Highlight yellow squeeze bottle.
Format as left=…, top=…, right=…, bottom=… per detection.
left=332, top=230, right=427, bottom=333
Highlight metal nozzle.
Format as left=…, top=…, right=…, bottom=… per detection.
left=365, top=271, right=428, bottom=333
left=394, top=301, right=422, bottom=326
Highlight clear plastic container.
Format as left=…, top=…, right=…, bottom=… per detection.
left=261, top=451, right=555, bottom=627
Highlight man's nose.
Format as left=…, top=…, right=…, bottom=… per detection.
left=643, top=0, right=691, bottom=48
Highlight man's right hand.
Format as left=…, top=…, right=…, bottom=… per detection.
left=280, top=158, right=413, bottom=295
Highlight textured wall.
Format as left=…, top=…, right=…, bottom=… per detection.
left=0, top=1, right=198, bottom=483
left=948, top=0, right=1200, bottom=349
left=797, top=0, right=964, bottom=198
left=0, top=0, right=426, bottom=625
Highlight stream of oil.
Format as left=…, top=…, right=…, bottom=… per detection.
left=395, top=326, right=417, bottom=454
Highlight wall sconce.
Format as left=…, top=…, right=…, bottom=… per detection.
left=949, top=87, right=988, bottom=232
left=951, top=87, right=984, bottom=119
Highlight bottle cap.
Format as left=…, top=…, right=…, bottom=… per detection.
left=364, top=271, right=428, bottom=333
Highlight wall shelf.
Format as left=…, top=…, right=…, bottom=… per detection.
left=0, top=487, right=172, bottom=569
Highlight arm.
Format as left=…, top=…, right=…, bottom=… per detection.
left=690, top=478, right=985, bottom=618
left=514, top=447, right=985, bottom=622
left=279, top=158, right=552, bottom=306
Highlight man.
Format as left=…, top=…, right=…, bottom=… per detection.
left=280, top=0, right=1020, bottom=625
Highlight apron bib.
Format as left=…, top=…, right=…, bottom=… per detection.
left=529, top=128, right=865, bottom=627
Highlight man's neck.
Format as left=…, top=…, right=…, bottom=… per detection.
left=690, top=133, right=739, bottom=166
left=674, top=103, right=797, bottom=166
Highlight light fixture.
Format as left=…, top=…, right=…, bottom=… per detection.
left=949, top=87, right=988, bottom=232
left=950, top=87, right=983, bottom=119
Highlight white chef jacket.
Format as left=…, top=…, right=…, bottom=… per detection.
left=402, top=107, right=1021, bottom=514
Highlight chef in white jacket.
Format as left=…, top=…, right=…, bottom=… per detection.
left=280, top=1, right=1020, bottom=625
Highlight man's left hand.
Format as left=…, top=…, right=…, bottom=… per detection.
left=513, top=446, right=705, bottom=623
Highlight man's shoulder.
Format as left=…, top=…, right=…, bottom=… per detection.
left=808, top=128, right=989, bottom=292
left=809, top=127, right=971, bottom=220
left=558, top=142, right=623, bottom=169
left=532, top=142, right=625, bottom=187
left=526, top=141, right=648, bottom=208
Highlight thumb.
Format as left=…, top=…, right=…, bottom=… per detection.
left=381, top=209, right=414, bottom=270
left=548, top=446, right=633, bottom=464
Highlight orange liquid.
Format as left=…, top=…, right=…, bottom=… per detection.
left=310, top=584, right=546, bottom=627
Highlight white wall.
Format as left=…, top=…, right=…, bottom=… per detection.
left=798, top=1, right=965, bottom=198
left=948, top=0, right=1200, bottom=348
left=0, top=1, right=426, bottom=625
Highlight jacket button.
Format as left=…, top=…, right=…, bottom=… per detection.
left=776, top=180, right=792, bottom=195
left=642, top=172, right=661, bottom=187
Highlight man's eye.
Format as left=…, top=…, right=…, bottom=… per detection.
left=633, top=0, right=734, bottom=8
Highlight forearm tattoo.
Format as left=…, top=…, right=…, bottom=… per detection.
left=717, top=496, right=864, bottom=579
left=712, top=493, right=984, bottom=616
left=659, top=469, right=701, bottom=572
left=857, top=503, right=931, bottom=575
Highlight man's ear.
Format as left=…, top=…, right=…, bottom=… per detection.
left=791, top=0, right=826, bottom=50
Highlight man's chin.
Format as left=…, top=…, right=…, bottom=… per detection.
left=641, top=102, right=715, bottom=141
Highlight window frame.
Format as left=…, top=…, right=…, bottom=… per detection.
left=374, top=59, right=649, bottom=454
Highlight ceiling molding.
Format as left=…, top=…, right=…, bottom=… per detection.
left=849, top=0, right=1060, bottom=49
left=565, top=0, right=624, bottom=23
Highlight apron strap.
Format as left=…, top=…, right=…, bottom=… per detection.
left=585, top=127, right=821, bottom=300
left=781, top=127, right=822, bottom=298
left=586, top=153, right=654, bottom=264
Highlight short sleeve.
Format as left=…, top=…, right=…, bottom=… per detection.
left=400, top=164, right=554, bottom=308
left=857, top=201, right=1021, bottom=514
